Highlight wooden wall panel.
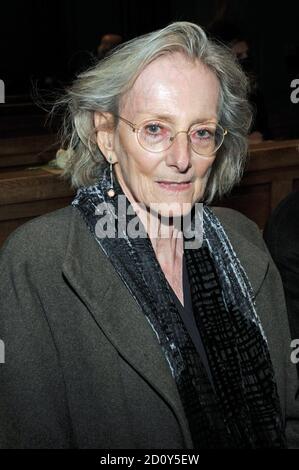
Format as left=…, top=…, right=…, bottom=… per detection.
left=217, top=183, right=271, bottom=229
left=0, top=134, right=58, bottom=168
left=217, top=139, right=299, bottom=228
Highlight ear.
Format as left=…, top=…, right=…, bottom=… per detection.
left=94, top=112, right=118, bottom=163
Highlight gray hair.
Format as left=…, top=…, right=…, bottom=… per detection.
left=57, top=21, right=252, bottom=203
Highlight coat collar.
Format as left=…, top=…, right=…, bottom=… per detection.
left=62, top=205, right=269, bottom=449
left=62, top=207, right=194, bottom=448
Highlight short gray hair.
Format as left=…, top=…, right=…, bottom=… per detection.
left=57, top=21, right=252, bottom=203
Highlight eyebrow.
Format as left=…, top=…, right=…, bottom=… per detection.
left=135, top=112, right=217, bottom=125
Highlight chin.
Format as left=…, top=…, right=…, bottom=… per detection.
left=147, top=200, right=195, bottom=219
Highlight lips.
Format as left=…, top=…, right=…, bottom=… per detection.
left=156, top=181, right=192, bottom=192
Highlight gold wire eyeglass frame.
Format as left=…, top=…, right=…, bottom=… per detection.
left=114, top=115, right=228, bottom=157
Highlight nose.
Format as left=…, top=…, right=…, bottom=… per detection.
left=165, top=131, right=192, bottom=172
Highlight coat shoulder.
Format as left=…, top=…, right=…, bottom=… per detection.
left=0, top=206, right=75, bottom=263
left=211, top=206, right=265, bottom=251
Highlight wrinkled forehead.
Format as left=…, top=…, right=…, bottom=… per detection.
left=119, top=52, right=220, bottom=118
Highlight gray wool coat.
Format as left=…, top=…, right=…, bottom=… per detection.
left=0, top=205, right=299, bottom=449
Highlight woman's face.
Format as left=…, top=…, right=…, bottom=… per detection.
left=110, top=52, right=220, bottom=216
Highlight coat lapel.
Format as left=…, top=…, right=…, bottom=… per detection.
left=62, top=207, right=194, bottom=448
left=212, top=207, right=269, bottom=298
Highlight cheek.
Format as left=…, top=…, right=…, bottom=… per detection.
left=194, top=156, right=216, bottom=178
left=131, top=155, right=157, bottom=177
left=192, top=157, right=215, bottom=199
left=117, top=137, right=159, bottom=178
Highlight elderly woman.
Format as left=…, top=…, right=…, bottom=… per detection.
left=0, top=22, right=298, bottom=449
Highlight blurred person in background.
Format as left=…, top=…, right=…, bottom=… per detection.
left=264, top=190, right=299, bottom=377
left=97, top=33, right=123, bottom=60
left=209, top=20, right=270, bottom=143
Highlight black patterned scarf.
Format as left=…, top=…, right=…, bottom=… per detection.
left=72, top=164, right=286, bottom=448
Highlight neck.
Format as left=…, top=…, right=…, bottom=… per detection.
left=114, top=169, right=184, bottom=303
left=136, top=202, right=185, bottom=305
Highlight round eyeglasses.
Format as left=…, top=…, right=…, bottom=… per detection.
left=115, top=115, right=228, bottom=157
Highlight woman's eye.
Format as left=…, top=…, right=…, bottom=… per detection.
left=197, top=129, right=211, bottom=138
left=145, top=124, right=162, bottom=134
left=193, top=128, right=213, bottom=140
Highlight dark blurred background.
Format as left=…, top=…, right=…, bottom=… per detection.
left=1, top=0, right=299, bottom=139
